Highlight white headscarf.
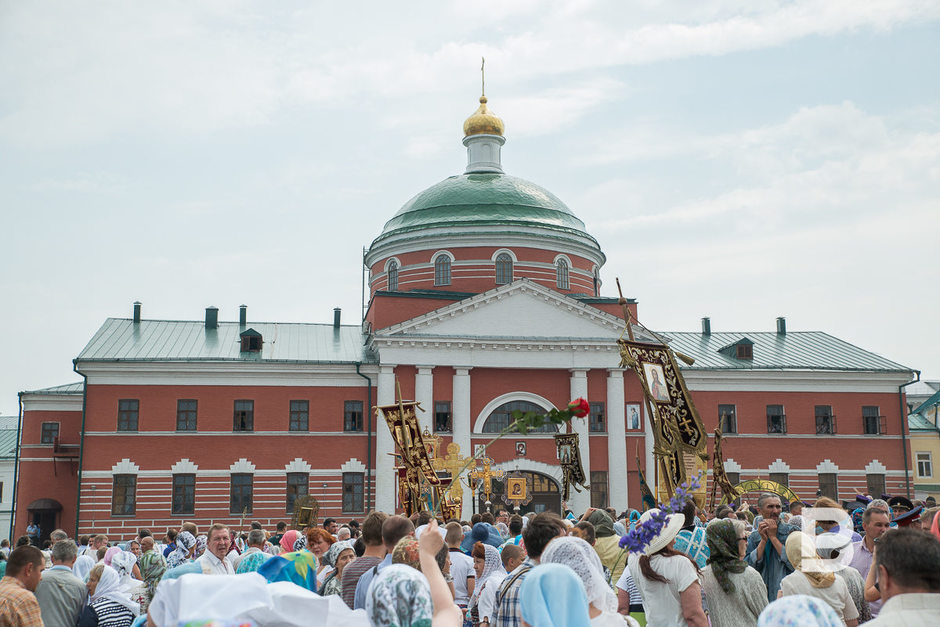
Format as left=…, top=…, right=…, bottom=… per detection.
left=469, top=543, right=506, bottom=610
left=91, top=565, right=140, bottom=616
left=73, top=554, right=95, bottom=581
left=541, top=536, right=617, bottom=613
left=110, top=550, right=142, bottom=590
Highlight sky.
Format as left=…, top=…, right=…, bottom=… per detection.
left=1, top=1, right=939, bottom=418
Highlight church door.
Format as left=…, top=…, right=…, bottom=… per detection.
left=479, top=471, right=561, bottom=515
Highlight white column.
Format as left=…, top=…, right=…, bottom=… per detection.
left=606, top=369, right=628, bottom=513
left=375, top=365, right=397, bottom=513
left=569, top=369, right=591, bottom=514
left=453, top=367, right=473, bottom=518
left=644, top=401, right=656, bottom=502
left=415, top=366, right=434, bottom=433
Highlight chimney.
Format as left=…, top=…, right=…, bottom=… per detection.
left=205, top=306, right=219, bottom=329
left=701, top=317, right=711, bottom=336
left=133, top=301, right=141, bottom=324
left=776, top=317, right=787, bottom=336
left=333, top=307, right=342, bottom=329
left=239, top=305, right=247, bottom=327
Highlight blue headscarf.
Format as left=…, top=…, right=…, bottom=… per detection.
left=460, top=523, right=504, bottom=552
left=519, top=564, right=591, bottom=627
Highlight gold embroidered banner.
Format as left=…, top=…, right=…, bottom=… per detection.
left=554, top=432, right=588, bottom=502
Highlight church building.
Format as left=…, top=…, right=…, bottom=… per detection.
left=13, top=93, right=915, bottom=542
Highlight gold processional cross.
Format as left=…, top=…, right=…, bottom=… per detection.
left=432, top=442, right=474, bottom=505
left=468, top=456, right=505, bottom=505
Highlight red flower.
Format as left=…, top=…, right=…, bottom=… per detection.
left=568, top=398, right=590, bottom=418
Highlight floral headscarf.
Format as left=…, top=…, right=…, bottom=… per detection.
left=392, top=537, right=422, bottom=570
left=705, top=519, right=747, bottom=594
left=138, top=547, right=166, bottom=602
left=280, top=530, right=300, bottom=554
left=366, top=564, right=433, bottom=627
left=293, top=534, right=307, bottom=552
left=323, top=540, right=355, bottom=568
left=194, top=535, right=208, bottom=557
left=110, top=550, right=138, bottom=586
left=541, top=536, right=617, bottom=612
left=758, top=594, right=842, bottom=627
left=257, top=550, right=318, bottom=593
left=166, top=531, right=196, bottom=569
left=468, top=542, right=505, bottom=611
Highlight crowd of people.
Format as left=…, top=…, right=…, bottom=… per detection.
left=1, top=495, right=938, bottom=626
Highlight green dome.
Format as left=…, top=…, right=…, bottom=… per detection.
left=374, top=173, right=594, bottom=243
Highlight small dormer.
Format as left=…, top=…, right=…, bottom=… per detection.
left=240, top=328, right=263, bottom=353
left=719, top=337, right=754, bottom=361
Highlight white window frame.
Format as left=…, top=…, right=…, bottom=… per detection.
left=916, top=451, right=933, bottom=478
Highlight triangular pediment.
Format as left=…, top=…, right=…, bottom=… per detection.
left=378, top=279, right=628, bottom=340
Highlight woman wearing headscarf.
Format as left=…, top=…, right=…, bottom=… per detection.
left=519, top=563, right=592, bottom=627
left=137, top=541, right=166, bottom=614
left=814, top=533, right=869, bottom=623
left=541, top=536, right=639, bottom=627
left=367, top=564, right=435, bottom=627
left=757, top=594, right=843, bottom=627
left=778, top=532, right=858, bottom=627
left=103, top=546, right=122, bottom=566
left=586, top=509, right=627, bottom=585
left=193, top=535, right=208, bottom=558
left=321, top=541, right=357, bottom=596
left=110, top=550, right=147, bottom=610
left=78, top=564, right=139, bottom=627
left=701, top=519, right=767, bottom=626
left=626, top=508, right=708, bottom=627
left=279, top=529, right=301, bottom=555
left=165, top=531, right=196, bottom=569
left=257, top=550, right=319, bottom=593
left=468, top=542, right=506, bottom=627
left=73, top=554, right=96, bottom=581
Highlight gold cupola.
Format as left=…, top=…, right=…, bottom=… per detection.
left=462, top=95, right=505, bottom=137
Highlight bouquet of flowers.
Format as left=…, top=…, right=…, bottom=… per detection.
left=619, top=473, right=703, bottom=553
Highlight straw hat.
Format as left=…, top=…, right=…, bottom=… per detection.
left=638, top=509, right=685, bottom=556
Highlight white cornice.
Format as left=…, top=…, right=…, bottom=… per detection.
left=681, top=369, right=911, bottom=393
left=76, top=361, right=378, bottom=386
left=21, top=398, right=83, bottom=412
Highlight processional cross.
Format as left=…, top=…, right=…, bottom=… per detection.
left=432, top=442, right=474, bottom=505
left=468, top=456, right=504, bottom=505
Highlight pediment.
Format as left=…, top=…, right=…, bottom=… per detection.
left=378, top=280, right=626, bottom=340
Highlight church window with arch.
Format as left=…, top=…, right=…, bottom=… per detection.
left=556, top=259, right=569, bottom=290
left=495, top=253, right=513, bottom=285
left=387, top=261, right=399, bottom=291
left=434, top=255, right=451, bottom=286
left=481, top=400, right=558, bottom=433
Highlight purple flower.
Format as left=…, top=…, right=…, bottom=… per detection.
left=619, top=472, right=703, bottom=553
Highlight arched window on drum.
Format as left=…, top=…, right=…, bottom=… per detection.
left=481, top=400, right=558, bottom=433
left=434, top=255, right=451, bottom=286
left=495, top=253, right=513, bottom=285
left=387, top=260, right=399, bottom=291
left=556, top=259, right=569, bottom=290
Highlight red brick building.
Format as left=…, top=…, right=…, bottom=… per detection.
left=12, top=95, right=916, bottom=542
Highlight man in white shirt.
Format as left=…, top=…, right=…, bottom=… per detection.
left=865, top=528, right=940, bottom=625
left=196, top=524, right=235, bottom=575
left=445, top=522, right=475, bottom=608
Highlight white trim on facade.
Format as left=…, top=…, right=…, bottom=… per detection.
left=230, top=458, right=256, bottom=473
left=285, top=458, right=312, bottom=473
left=432, top=250, right=455, bottom=263
left=473, top=391, right=556, bottom=433
left=489, top=459, right=563, bottom=485
left=816, top=459, right=840, bottom=473
left=112, top=458, right=140, bottom=474
left=491, top=248, right=518, bottom=263
left=340, top=458, right=367, bottom=473
left=76, top=362, right=378, bottom=386
left=170, top=459, right=199, bottom=474
left=724, top=459, right=742, bottom=473
left=864, top=459, right=887, bottom=474
left=768, top=459, right=791, bottom=472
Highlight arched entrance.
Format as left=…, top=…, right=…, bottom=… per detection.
left=479, top=471, right=561, bottom=515
left=27, top=498, right=62, bottom=546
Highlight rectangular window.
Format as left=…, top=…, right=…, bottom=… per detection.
left=230, top=473, right=253, bottom=514
left=590, top=471, right=608, bottom=508
left=718, top=405, right=737, bottom=434
left=815, top=405, right=836, bottom=435
left=117, top=399, right=139, bottom=432
left=233, top=400, right=254, bottom=432
left=434, top=401, right=452, bottom=433
left=726, top=472, right=740, bottom=486
left=40, top=422, right=59, bottom=444
left=769, top=472, right=789, bottom=487
left=342, top=472, right=364, bottom=513
left=111, top=475, right=136, bottom=516
left=818, top=473, right=838, bottom=500
left=172, top=474, right=195, bottom=515
left=286, top=472, right=309, bottom=513
left=917, top=452, right=933, bottom=478
left=289, top=400, right=309, bottom=432
left=589, top=402, right=606, bottom=433
left=344, top=400, right=364, bottom=432
left=863, top=406, right=884, bottom=435
left=176, top=400, right=197, bottom=431
left=866, top=473, right=886, bottom=498
left=766, top=405, right=786, bottom=434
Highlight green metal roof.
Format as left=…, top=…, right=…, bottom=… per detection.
left=22, top=382, right=84, bottom=395
left=911, top=389, right=940, bottom=417
left=374, top=173, right=598, bottom=244
left=909, top=412, right=939, bottom=432
left=0, top=429, right=18, bottom=458
left=76, top=319, right=377, bottom=364
left=662, top=331, right=912, bottom=372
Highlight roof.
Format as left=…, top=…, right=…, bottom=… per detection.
left=911, top=388, right=940, bottom=418
left=0, top=429, right=18, bottom=458
left=76, top=319, right=377, bottom=364
left=909, top=412, right=939, bottom=432
left=22, top=381, right=84, bottom=395
left=661, top=331, right=912, bottom=372
left=373, top=173, right=597, bottom=244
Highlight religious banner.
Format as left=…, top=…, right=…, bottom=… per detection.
left=431, top=442, right=474, bottom=518
left=290, top=496, right=320, bottom=531
left=502, top=471, right=533, bottom=510
left=554, top=432, right=588, bottom=501
left=709, top=428, right=740, bottom=510
left=378, top=400, right=441, bottom=516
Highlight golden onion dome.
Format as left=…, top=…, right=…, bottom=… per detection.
left=463, top=96, right=505, bottom=137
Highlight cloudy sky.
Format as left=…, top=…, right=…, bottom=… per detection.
left=1, top=1, right=938, bottom=417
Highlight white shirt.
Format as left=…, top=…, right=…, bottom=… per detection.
left=628, top=552, right=700, bottom=627
left=479, top=573, right=506, bottom=622
left=197, top=550, right=235, bottom=574
left=449, top=550, right=476, bottom=605
left=865, top=592, right=940, bottom=625
left=779, top=571, right=859, bottom=622
left=592, top=610, right=641, bottom=627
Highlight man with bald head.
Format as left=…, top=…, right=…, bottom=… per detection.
left=138, top=535, right=166, bottom=613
